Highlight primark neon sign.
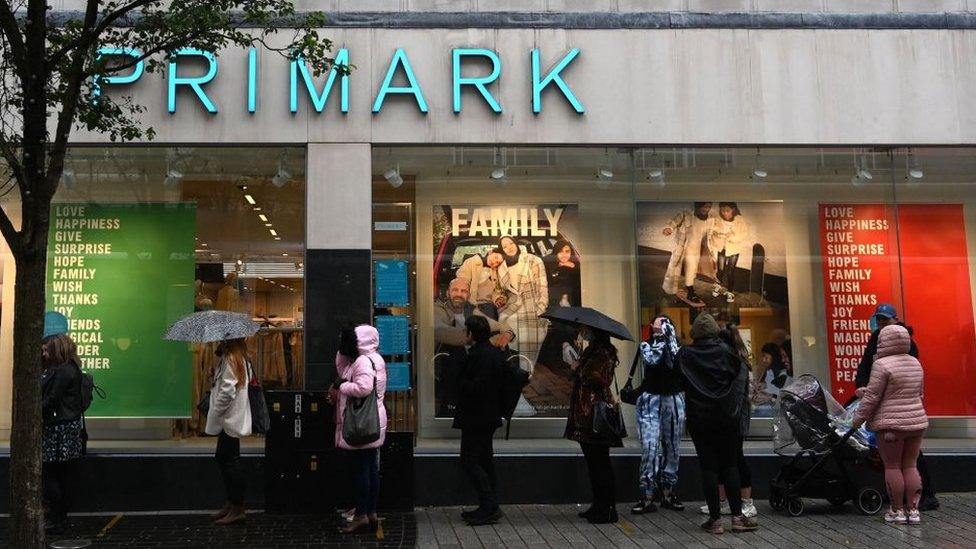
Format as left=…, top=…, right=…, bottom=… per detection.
left=95, top=47, right=585, bottom=115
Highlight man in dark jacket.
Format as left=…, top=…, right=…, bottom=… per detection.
left=452, top=315, right=505, bottom=526
left=677, top=314, right=757, bottom=534
left=855, top=303, right=919, bottom=389
left=854, top=303, right=939, bottom=511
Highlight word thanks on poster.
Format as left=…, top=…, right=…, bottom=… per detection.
left=46, top=203, right=196, bottom=418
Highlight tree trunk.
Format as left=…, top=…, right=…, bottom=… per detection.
left=9, top=237, right=50, bottom=548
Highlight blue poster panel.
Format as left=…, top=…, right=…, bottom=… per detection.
left=376, top=314, right=410, bottom=355
left=375, top=259, right=409, bottom=307
left=386, top=362, right=412, bottom=392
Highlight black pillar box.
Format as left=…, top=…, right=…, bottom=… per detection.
left=264, top=390, right=332, bottom=453
left=264, top=390, right=334, bottom=514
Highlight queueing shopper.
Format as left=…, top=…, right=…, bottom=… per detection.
left=454, top=316, right=506, bottom=526
left=632, top=315, right=685, bottom=515
left=40, top=315, right=85, bottom=532
left=565, top=326, right=623, bottom=524
left=331, top=325, right=388, bottom=534
left=855, top=303, right=939, bottom=510
left=697, top=324, right=757, bottom=519
left=678, top=314, right=757, bottom=534
left=206, top=338, right=253, bottom=525
left=853, top=324, right=929, bottom=525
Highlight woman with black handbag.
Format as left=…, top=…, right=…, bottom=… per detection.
left=206, top=338, right=252, bottom=525
left=564, top=326, right=623, bottom=524
left=329, top=324, right=387, bottom=534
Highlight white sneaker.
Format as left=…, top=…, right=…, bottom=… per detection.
left=907, top=509, right=921, bottom=525
left=699, top=501, right=732, bottom=515
left=884, top=508, right=907, bottom=524
left=741, top=499, right=758, bottom=518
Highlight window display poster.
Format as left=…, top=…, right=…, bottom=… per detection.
left=431, top=204, right=581, bottom=418
left=46, top=203, right=196, bottom=417
left=636, top=201, right=792, bottom=414
left=819, top=204, right=976, bottom=416
left=375, top=259, right=409, bottom=307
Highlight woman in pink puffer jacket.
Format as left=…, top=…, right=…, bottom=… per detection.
left=853, top=324, right=928, bottom=525
left=330, top=324, right=387, bottom=534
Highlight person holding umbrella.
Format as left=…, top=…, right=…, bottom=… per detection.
left=547, top=307, right=632, bottom=525
left=165, top=310, right=261, bottom=525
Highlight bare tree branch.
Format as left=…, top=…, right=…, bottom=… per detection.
left=47, top=0, right=157, bottom=66
left=0, top=0, right=27, bottom=76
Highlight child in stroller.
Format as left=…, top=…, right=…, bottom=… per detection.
left=769, top=375, right=884, bottom=517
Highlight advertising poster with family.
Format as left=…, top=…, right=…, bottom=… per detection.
left=432, top=204, right=581, bottom=418
left=636, top=201, right=793, bottom=417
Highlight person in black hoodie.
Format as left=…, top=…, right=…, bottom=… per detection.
left=854, top=303, right=939, bottom=511
left=677, top=313, right=757, bottom=535
left=40, top=332, right=86, bottom=531
left=453, top=315, right=506, bottom=526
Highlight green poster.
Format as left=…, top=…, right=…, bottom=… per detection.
left=46, top=203, right=196, bottom=418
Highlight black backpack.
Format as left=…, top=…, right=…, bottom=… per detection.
left=79, top=370, right=105, bottom=413
left=498, top=352, right=531, bottom=439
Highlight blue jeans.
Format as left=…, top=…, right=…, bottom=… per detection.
left=636, top=392, right=685, bottom=498
left=352, top=448, right=380, bottom=516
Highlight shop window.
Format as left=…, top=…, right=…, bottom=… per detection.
left=7, top=146, right=307, bottom=444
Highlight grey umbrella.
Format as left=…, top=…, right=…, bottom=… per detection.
left=164, top=310, right=260, bottom=343
left=541, top=306, right=634, bottom=341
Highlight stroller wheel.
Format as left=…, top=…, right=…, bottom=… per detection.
left=787, top=498, right=805, bottom=517
left=856, top=487, right=884, bottom=516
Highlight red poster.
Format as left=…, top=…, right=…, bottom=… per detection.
left=820, top=204, right=976, bottom=416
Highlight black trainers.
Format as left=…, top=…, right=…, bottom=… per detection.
left=660, top=493, right=685, bottom=511
left=465, top=507, right=503, bottom=526
left=587, top=506, right=619, bottom=524
left=461, top=508, right=480, bottom=521
left=630, top=498, right=658, bottom=515
left=919, top=495, right=941, bottom=511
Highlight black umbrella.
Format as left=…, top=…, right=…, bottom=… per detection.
left=541, top=306, right=634, bottom=341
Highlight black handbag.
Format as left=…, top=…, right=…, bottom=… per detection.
left=619, top=351, right=642, bottom=406
left=592, top=376, right=627, bottom=440
left=342, top=358, right=381, bottom=446
left=247, top=363, right=271, bottom=434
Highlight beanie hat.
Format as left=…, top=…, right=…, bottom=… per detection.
left=43, top=311, right=69, bottom=340
left=690, top=313, right=720, bottom=340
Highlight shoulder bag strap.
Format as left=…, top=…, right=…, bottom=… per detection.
left=625, top=350, right=641, bottom=383
left=366, top=356, right=377, bottom=394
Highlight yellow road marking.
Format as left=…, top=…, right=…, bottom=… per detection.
left=96, top=513, right=123, bottom=538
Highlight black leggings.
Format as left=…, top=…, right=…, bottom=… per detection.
left=352, top=448, right=381, bottom=516
left=717, top=251, right=740, bottom=292
left=738, top=445, right=752, bottom=489
left=580, top=443, right=616, bottom=509
left=43, top=459, right=79, bottom=522
left=690, top=425, right=742, bottom=519
left=215, top=431, right=245, bottom=506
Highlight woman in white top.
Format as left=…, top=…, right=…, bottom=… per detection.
left=206, top=338, right=252, bottom=525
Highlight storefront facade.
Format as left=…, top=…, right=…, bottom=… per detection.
left=4, top=8, right=976, bottom=450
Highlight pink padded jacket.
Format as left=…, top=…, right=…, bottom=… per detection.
left=854, top=324, right=928, bottom=433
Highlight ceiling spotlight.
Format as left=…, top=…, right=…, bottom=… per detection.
left=909, top=168, right=924, bottom=180
left=648, top=168, right=665, bottom=187
left=752, top=168, right=768, bottom=182
left=384, top=166, right=404, bottom=188
left=269, top=229, right=278, bottom=237
left=598, top=166, right=614, bottom=180
left=258, top=214, right=268, bottom=222
left=163, top=165, right=183, bottom=188
left=490, top=167, right=507, bottom=181
left=60, top=168, right=75, bottom=189
left=244, top=194, right=256, bottom=205
left=271, top=160, right=291, bottom=188
left=907, top=150, right=924, bottom=181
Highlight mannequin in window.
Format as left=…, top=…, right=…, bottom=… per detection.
left=215, top=272, right=241, bottom=312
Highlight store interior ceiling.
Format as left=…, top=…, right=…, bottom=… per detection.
left=0, top=147, right=306, bottom=275
left=371, top=146, right=976, bottom=186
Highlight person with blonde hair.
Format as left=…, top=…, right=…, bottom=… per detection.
left=207, top=338, right=252, bottom=525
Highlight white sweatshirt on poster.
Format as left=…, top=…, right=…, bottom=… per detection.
left=205, top=359, right=252, bottom=438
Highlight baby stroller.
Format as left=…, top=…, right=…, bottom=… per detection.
left=769, top=375, right=884, bottom=517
